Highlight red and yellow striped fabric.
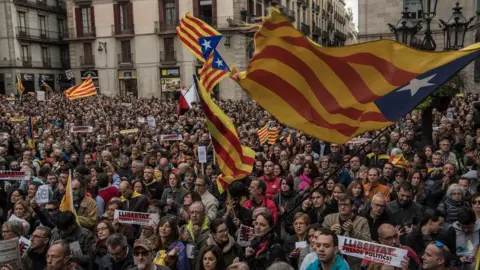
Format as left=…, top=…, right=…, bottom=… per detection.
left=234, top=9, right=480, bottom=144
left=268, top=126, right=279, bottom=145
left=176, top=13, right=221, bottom=62
left=195, top=76, right=255, bottom=193
left=65, top=75, right=96, bottom=100
left=257, top=121, right=270, bottom=144
left=200, top=53, right=229, bottom=93
left=41, top=82, right=52, bottom=92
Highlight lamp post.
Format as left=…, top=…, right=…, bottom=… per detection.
left=419, top=0, right=438, bottom=51
left=439, top=1, right=475, bottom=51
left=387, top=8, right=422, bottom=46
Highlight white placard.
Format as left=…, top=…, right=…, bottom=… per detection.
left=35, top=185, right=50, bottom=204
left=69, top=241, right=83, bottom=256
left=236, top=225, right=254, bottom=247
left=338, top=236, right=408, bottom=268
left=19, top=236, right=31, bottom=257
left=137, top=117, right=145, bottom=123
left=121, top=103, right=131, bottom=107
left=70, top=126, right=93, bottom=133
left=198, top=146, right=207, bottom=164
left=186, top=244, right=195, bottom=259
left=36, top=91, right=45, bottom=101
left=160, top=134, right=183, bottom=141
left=147, top=116, right=156, bottom=128
left=114, top=209, right=159, bottom=226
left=295, top=241, right=307, bottom=249
left=0, top=238, right=21, bottom=269
left=0, top=171, right=30, bottom=181
left=65, top=69, right=74, bottom=80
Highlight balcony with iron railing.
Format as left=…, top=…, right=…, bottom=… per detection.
left=42, top=58, right=51, bottom=68
left=22, top=57, right=32, bottom=67
left=286, top=8, right=296, bottom=21
left=14, top=0, right=66, bottom=14
left=301, top=23, right=310, bottom=36
left=160, top=51, right=177, bottom=65
left=154, top=20, right=178, bottom=34
left=68, top=27, right=96, bottom=40
left=80, top=55, right=95, bottom=67
left=118, top=53, right=134, bottom=66
left=16, top=27, right=67, bottom=44
left=112, top=24, right=134, bottom=37
left=297, top=0, right=307, bottom=6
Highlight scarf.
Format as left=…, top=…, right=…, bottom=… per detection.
left=298, top=174, right=312, bottom=191
left=186, top=217, right=209, bottom=241
left=120, top=191, right=141, bottom=202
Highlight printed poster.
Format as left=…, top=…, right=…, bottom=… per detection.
left=0, top=238, right=21, bottom=269
left=114, top=209, right=159, bottom=226
left=338, top=236, right=408, bottom=268
left=35, top=185, right=50, bottom=204
left=0, top=171, right=30, bottom=181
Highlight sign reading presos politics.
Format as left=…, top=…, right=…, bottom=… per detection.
left=160, top=134, right=183, bottom=141
left=338, top=236, right=408, bottom=268
left=0, top=238, right=21, bottom=269
left=0, top=171, right=30, bottom=181
left=114, top=210, right=159, bottom=227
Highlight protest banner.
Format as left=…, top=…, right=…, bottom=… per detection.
left=120, top=128, right=139, bottom=135
left=147, top=116, right=156, bottom=129
left=114, top=209, right=159, bottom=226
left=338, top=236, right=408, bottom=268
left=160, top=134, right=183, bottom=141
left=122, top=103, right=132, bottom=107
left=36, top=91, right=45, bottom=101
left=70, top=126, right=93, bottom=133
left=236, top=225, right=254, bottom=247
left=198, top=146, right=207, bottom=164
left=0, top=170, right=29, bottom=181
left=137, top=117, right=145, bottom=123
left=19, top=237, right=30, bottom=257
left=0, top=238, right=21, bottom=269
left=8, top=117, right=26, bottom=123
left=35, top=185, right=50, bottom=204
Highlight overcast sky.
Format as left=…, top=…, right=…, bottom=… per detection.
left=345, top=0, right=359, bottom=30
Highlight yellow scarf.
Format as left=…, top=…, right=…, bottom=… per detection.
left=120, top=191, right=142, bottom=202
left=153, top=250, right=167, bottom=266
left=186, top=217, right=209, bottom=241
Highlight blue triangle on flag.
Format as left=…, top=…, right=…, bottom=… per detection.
left=198, top=35, right=223, bottom=60
left=211, top=49, right=230, bottom=72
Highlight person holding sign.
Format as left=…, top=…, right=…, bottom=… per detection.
left=21, top=226, right=51, bottom=270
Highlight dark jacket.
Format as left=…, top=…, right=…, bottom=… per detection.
left=21, top=246, right=48, bottom=270
left=307, top=203, right=336, bottom=225
left=33, top=206, right=58, bottom=229
left=362, top=205, right=392, bottom=242
left=273, top=189, right=299, bottom=235
left=89, top=245, right=108, bottom=270
left=50, top=225, right=96, bottom=267
left=122, top=193, right=149, bottom=213
left=144, top=180, right=164, bottom=200
left=159, top=187, right=187, bottom=216
left=205, top=235, right=245, bottom=267
left=386, top=200, right=423, bottom=226
left=437, top=197, right=468, bottom=224
left=218, top=206, right=253, bottom=236
left=98, top=246, right=135, bottom=270
left=247, top=235, right=289, bottom=270
left=405, top=225, right=454, bottom=260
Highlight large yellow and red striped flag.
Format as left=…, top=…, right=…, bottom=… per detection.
left=234, top=9, right=480, bottom=144
left=65, top=75, right=96, bottom=100
left=199, top=50, right=230, bottom=93
left=176, top=13, right=220, bottom=62
left=59, top=171, right=80, bottom=224
left=257, top=121, right=271, bottom=144
left=194, top=76, right=255, bottom=193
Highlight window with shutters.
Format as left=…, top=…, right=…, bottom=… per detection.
left=42, top=47, right=49, bottom=64
left=58, top=19, right=65, bottom=37
left=81, top=7, right=92, bottom=34
left=198, top=0, right=212, bottom=25
left=164, top=0, right=176, bottom=26
left=83, top=43, right=93, bottom=64
left=121, top=40, right=131, bottom=62
left=404, top=0, right=422, bottom=19
left=39, top=16, right=47, bottom=36
left=164, top=37, right=174, bottom=60
left=255, top=3, right=261, bottom=17
left=21, top=45, right=29, bottom=62
left=18, top=12, right=26, bottom=31
left=119, top=3, right=128, bottom=30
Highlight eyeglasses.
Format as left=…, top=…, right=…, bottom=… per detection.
left=1, top=230, right=11, bottom=234
left=472, top=200, right=480, bottom=205
left=216, top=228, right=228, bottom=234
left=133, top=250, right=150, bottom=257
left=31, top=234, right=47, bottom=239
left=372, top=203, right=386, bottom=209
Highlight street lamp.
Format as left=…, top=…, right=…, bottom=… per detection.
left=439, top=2, right=475, bottom=50
left=388, top=8, right=422, bottom=46
left=419, top=0, right=438, bottom=51
left=97, top=42, right=107, bottom=54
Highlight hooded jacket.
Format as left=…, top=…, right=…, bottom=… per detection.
left=446, top=221, right=480, bottom=270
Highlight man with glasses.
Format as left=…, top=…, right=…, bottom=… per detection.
left=422, top=241, right=451, bottom=270
left=195, top=175, right=219, bottom=221
left=99, top=233, right=134, bottom=270
left=31, top=200, right=59, bottom=229
left=445, top=207, right=479, bottom=269
left=362, top=193, right=390, bottom=241
left=21, top=226, right=51, bottom=270
left=130, top=238, right=169, bottom=270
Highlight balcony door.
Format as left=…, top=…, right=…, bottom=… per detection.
left=84, top=43, right=93, bottom=64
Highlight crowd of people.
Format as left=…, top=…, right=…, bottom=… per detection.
left=0, top=92, right=479, bottom=270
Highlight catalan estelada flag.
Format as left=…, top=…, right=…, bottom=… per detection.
left=233, top=9, right=480, bottom=144
left=194, top=75, right=255, bottom=193
left=27, top=116, right=35, bottom=149
left=176, top=13, right=221, bottom=62
left=257, top=121, right=271, bottom=144
left=40, top=77, right=52, bottom=92
left=200, top=47, right=230, bottom=93
left=59, top=171, right=79, bottom=224
left=16, top=75, right=24, bottom=95
left=65, top=75, right=96, bottom=100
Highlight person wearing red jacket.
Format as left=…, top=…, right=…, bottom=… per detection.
left=244, top=179, right=278, bottom=224
left=258, top=161, right=281, bottom=200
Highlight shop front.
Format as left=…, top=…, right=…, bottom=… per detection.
left=160, top=67, right=181, bottom=100
left=39, top=74, right=55, bottom=91
left=81, top=70, right=100, bottom=93
left=119, top=71, right=138, bottom=97
left=21, top=73, right=35, bottom=93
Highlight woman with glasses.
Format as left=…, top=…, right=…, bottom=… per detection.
left=153, top=216, right=190, bottom=270
left=203, top=218, right=244, bottom=267
left=471, top=192, right=480, bottom=220
left=437, top=184, right=469, bottom=225
left=90, top=220, right=115, bottom=270
left=1, top=220, right=25, bottom=240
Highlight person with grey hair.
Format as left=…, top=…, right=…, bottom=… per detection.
left=22, top=226, right=51, bottom=270
left=99, top=234, right=134, bottom=270
left=437, top=183, right=469, bottom=225
left=362, top=193, right=390, bottom=241
left=266, top=262, right=294, bottom=270
left=131, top=160, right=145, bottom=181
left=182, top=201, right=210, bottom=269
left=1, top=220, right=25, bottom=240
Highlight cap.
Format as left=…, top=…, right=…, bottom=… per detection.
left=134, top=238, right=155, bottom=251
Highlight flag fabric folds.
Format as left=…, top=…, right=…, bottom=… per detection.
left=40, top=77, right=52, bottom=91
left=65, top=75, right=97, bottom=100
left=16, top=75, right=24, bottom=95
left=194, top=75, right=255, bottom=193
left=178, top=84, right=198, bottom=115
left=59, top=171, right=80, bottom=224
left=199, top=48, right=230, bottom=93
left=27, top=116, right=35, bottom=149
left=234, top=9, right=480, bottom=144
left=257, top=121, right=271, bottom=144
left=268, top=126, right=279, bottom=145
left=176, top=13, right=221, bottom=62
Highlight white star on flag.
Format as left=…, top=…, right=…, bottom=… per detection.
left=397, top=74, right=437, bottom=96
left=215, top=58, right=223, bottom=67
left=202, top=39, right=211, bottom=50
